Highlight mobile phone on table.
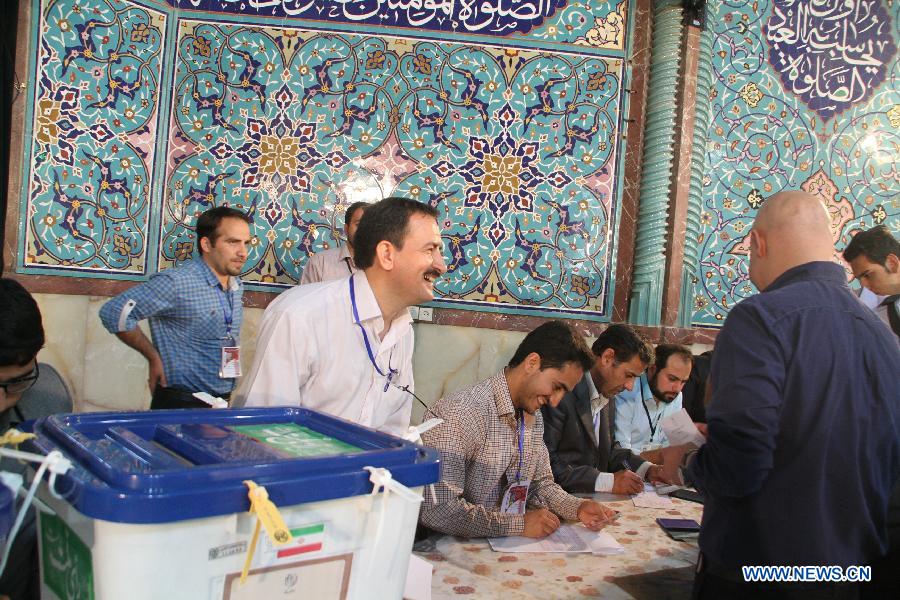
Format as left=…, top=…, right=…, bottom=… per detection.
left=656, top=518, right=700, bottom=532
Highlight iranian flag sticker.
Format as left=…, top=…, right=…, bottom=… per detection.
left=275, top=523, right=326, bottom=559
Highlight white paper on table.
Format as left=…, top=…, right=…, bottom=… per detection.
left=632, top=491, right=674, bottom=509
left=488, top=524, right=591, bottom=553
left=403, top=554, right=433, bottom=600
left=571, top=527, right=625, bottom=555
left=660, top=409, right=706, bottom=447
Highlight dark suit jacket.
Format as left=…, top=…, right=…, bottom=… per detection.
left=542, top=376, right=645, bottom=493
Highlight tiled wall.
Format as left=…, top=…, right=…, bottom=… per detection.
left=691, top=0, right=900, bottom=326
left=19, top=0, right=635, bottom=321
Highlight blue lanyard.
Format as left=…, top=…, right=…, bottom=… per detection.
left=216, top=285, right=234, bottom=339
left=349, top=276, right=397, bottom=392
left=515, top=410, right=525, bottom=482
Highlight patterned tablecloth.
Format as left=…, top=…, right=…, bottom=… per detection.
left=413, top=492, right=703, bottom=599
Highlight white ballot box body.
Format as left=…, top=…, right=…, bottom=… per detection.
left=21, top=408, right=439, bottom=600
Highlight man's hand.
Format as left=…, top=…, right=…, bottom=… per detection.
left=659, top=443, right=693, bottom=485
left=577, top=500, right=617, bottom=531
left=611, top=469, right=644, bottom=495
left=148, top=355, right=167, bottom=393
left=522, top=508, right=560, bottom=538
left=639, top=448, right=663, bottom=464
left=646, top=464, right=672, bottom=484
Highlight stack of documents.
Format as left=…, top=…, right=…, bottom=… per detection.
left=488, top=524, right=624, bottom=555
left=660, top=409, right=706, bottom=447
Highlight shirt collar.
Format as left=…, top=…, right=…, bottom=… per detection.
left=196, top=258, right=241, bottom=291
left=584, top=372, right=608, bottom=413
left=765, top=261, right=846, bottom=293
left=492, top=370, right=516, bottom=418
left=349, top=271, right=413, bottom=332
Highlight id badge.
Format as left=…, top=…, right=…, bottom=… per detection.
left=500, top=479, right=530, bottom=515
left=220, top=346, right=241, bottom=378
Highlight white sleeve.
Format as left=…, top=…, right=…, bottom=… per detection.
left=614, top=394, right=636, bottom=450
left=239, top=308, right=309, bottom=408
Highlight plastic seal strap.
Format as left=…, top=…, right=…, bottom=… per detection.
left=0, top=429, right=36, bottom=446
left=0, top=448, right=72, bottom=577
left=240, top=480, right=293, bottom=584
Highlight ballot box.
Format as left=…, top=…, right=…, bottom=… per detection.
left=20, top=407, right=440, bottom=600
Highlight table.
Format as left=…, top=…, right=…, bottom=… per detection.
left=413, top=492, right=703, bottom=599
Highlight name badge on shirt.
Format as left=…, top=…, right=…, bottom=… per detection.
left=220, top=346, right=241, bottom=378
left=500, top=479, right=530, bottom=515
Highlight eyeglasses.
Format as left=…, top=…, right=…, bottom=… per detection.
left=0, top=362, right=40, bottom=395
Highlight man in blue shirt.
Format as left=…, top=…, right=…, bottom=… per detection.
left=661, top=191, right=900, bottom=598
left=100, top=206, right=252, bottom=409
left=614, top=344, right=693, bottom=458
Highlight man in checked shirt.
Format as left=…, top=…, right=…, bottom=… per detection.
left=419, top=321, right=617, bottom=538
left=100, top=206, right=252, bottom=409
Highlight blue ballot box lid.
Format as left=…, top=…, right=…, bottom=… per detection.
left=20, top=407, right=441, bottom=524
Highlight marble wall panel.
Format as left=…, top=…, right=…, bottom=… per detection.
left=33, top=293, right=714, bottom=422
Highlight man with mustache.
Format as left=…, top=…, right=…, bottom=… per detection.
left=300, top=201, right=369, bottom=284
left=419, top=321, right=617, bottom=538
left=239, top=197, right=446, bottom=436
left=614, top=344, right=694, bottom=457
left=542, top=324, right=665, bottom=495
left=99, top=206, right=252, bottom=409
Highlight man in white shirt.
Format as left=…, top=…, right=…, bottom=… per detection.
left=299, top=201, right=368, bottom=284
left=542, top=325, right=665, bottom=495
left=237, top=197, right=446, bottom=436
left=614, top=344, right=693, bottom=458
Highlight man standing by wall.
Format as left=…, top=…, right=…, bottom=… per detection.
left=419, top=321, right=616, bottom=538
left=843, top=225, right=899, bottom=340
left=543, top=325, right=664, bottom=495
left=99, top=206, right=252, bottom=409
left=300, top=201, right=369, bottom=284
left=238, top=197, right=446, bottom=436
left=661, top=192, right=900, bottom=599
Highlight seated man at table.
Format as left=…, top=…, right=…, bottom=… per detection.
left=614, top=344, right=693, bottom=458
left=419, top=321, right=617, bottom=539
left=1, top=279, right=72, bottom=600
left=543, top=325, right=663, bottom=495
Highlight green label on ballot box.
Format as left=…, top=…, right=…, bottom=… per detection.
left=40, top=511, right=94, bottom=600
left=231, top=423, right=364, bottom=457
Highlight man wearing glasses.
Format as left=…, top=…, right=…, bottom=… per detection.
left=0, top=279, right=71, bottom=432
left=1, top=278, right=71, bottom=600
